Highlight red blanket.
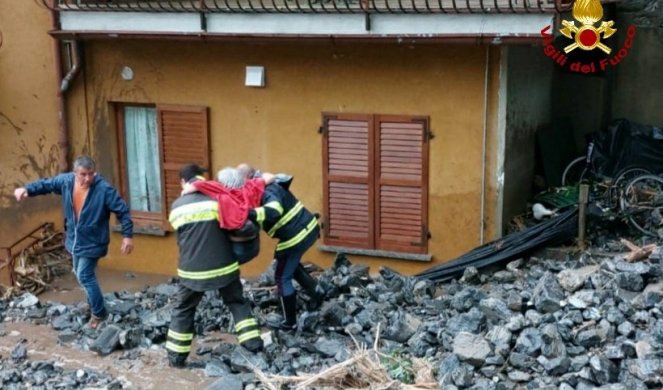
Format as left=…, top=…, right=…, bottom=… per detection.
left=193, top=179, right=265, bottom=229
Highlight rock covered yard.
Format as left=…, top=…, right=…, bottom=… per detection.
left=2, top=242, right=663, bottom=389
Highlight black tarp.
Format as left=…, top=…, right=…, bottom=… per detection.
left=416, top=208, right=578, bottom=282
left=591, top=118, right=663, bottom=177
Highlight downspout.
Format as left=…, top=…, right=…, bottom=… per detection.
left=480, top=45, right=490, bottom=244
left=50, top=2, right=81, bottom=172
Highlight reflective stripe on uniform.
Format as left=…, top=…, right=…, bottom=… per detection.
left=235, top=318, right=258, bottom=333
left=268, top=202, right=303, bottom=237
left=264, top=201, right=284, bottom=215
left=169, top=200, right=219, bottom=230
left=237, top=330, right=261, bottom=343
left=167, top=329, right=193, bottom=342
left=166, top=341, right=191, bottom=353
left=276, top=218, right=318, bottom=251
left=255, top=207, right=266, bottom=228
left=178, top=262, right=239, bottom=280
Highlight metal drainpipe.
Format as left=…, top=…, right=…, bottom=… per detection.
left=480, top=45, right=490, bottom=245
left=50, top=2, right=81, bottom=173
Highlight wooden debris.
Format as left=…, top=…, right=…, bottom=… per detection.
left=620, top=239, right=658, bottom=262
left=252, top=324, right=438, bottom=390
left=4, top=224, right=71, bottom=297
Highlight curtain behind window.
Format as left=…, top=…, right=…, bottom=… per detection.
left=124, top=107, right=161, bottom=212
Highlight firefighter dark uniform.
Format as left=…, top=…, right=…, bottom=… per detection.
left=167, top=191, right=263, bottom=367
left=248, top=183, right=325, bottom=330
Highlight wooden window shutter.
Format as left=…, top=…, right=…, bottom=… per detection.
left=322, top=114, right=375, bottom=249
left=157, top=105, right=210, bottom=228
left=375, top=115, right=429, bottom=253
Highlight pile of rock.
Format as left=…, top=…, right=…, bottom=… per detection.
left=2, top=246, right=663, bottom=389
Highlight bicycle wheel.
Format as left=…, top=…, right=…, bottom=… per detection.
left=562, top=156, right=588, bottom=186
left=614, top=167, right=652, bottom=189
left=619, top=174, right=663, bottom=236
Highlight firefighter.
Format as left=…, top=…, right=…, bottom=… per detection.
left=166, top=164, right=263, bottom=368
left=223, top=166, right=326, bottom=331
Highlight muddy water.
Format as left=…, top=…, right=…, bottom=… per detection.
left=1, top=269, right=223, bottom=389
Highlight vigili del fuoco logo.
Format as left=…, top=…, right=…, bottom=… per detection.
left=541, top=0, right=636, bottom=74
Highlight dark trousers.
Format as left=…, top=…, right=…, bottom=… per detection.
left=274, top=228, right=318, bottom=297
left=166, top=279, right=261, bottom=360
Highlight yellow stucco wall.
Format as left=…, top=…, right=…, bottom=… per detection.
left=0, top=2, right=63, bottom=254
left=65, top=39, right=503, bottom=277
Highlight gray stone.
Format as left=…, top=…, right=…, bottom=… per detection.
left=515, top=328, right=543, bottom=356
left=119, top=328, right=142, bottom=350
left=486, top=326, right=512, bottom=347
left=589, top=355, right=619, bottom=385
left=90, top=325, right=121, bottom=356
left=643, top=282, right=663, bottom=307
left=479, top=298, right=513, bottom=323
left=507, top=370, right=531, bottom=382
left=437, top=354, right=461, bottom=385
left=452, top=288, right=487, bottom=312
left=453, top=332, right=491, bottom=367
left=567, top=290, right=600, bottom=309
left=205, top=359, right=232, bottom=377
left=532, top=272, right=565, bottom=313
left=460, top=267, right=481, bottom=285
left=613, top=260, right=651, bottom=275
left=15, top=292, right=39, bottom=308
left=575, top=329, right=604, bottom=349
left=628, top=358, right=663, bottom=381
left=540, top=323, right=566, bottom=358
left=446, top=308, right=486, bottom=335
left=506, top=314, right=526, bottom=332
left=557, top=266, right=598, bottom=293
left=537, top=355, right=570, bottom=376
left=140, top=307, right=172, bottom=328
left=451, top=363, right=474, bottom=387
left=204, top=375, right=243, bottom=390
left=314, top=337, right=345, bottom=358
left=617, top=321, right=635, bottom=338
left=525, top=310, right=544, bottom=327
left=493, top=271, right=516, bottom=283
left=10, top=340, right=27, bottom=362
left=509, top=352, right=535, bottom=369
left=383, top=311, right=421, bottom=343
left=507, top=291, right=523, bottom=312
left=229, top=349, right=269, bottom=372
left=604, top=344, right=625, bottom=360
left=616, top=272, right=644, bottom=292
left=569, top=355, right=589, bottom=372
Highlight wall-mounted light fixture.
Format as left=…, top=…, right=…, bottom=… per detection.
left=245, top=66, right=265, bottom=88
left=121, top=66, right=134, bottom=81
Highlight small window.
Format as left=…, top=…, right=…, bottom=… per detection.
left=116, top=103, right=210, bottom=230
left=122, top=106, right=161, bottom=213
left=321, top=113, right=430, bottom=254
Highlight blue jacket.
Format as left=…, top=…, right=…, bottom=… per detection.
left=25, top=173, right=133, bottom=259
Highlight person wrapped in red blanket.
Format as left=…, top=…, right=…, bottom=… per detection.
left=182, top=165, right=275, bottom=263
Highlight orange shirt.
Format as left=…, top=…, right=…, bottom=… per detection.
left=73, top=182, right=89, bottom=220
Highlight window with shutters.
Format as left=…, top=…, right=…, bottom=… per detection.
left=322, top=113, right=429, bottom=255
left=116, top=103, right=209, bottom=232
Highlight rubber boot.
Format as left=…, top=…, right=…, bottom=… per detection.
left=279, top=294, right=298, bottom=332
left=294, top=264, right=325, bottom=311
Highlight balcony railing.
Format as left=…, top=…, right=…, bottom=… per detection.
left=43, top=0, right=570, bottom=14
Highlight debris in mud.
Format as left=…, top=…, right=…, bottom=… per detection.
left=0, top=241, right=662, bottom=389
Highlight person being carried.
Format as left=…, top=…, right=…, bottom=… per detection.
left=166, top=163, right=264, bottom=368
left=14, top=155, right=134, bottom=329
left=229, top=165, right=326, bottom=331
left=184, top=167, right=275, bottom=264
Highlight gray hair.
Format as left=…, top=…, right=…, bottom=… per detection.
left=73, top=155, right=96, bottom=171
left=217, top=167, right=246, bottom=189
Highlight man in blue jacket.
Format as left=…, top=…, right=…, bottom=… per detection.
left=14, top=155, right=134, bottom=329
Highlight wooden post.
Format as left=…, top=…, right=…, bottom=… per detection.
left=578, top=184, right=590, bottom=250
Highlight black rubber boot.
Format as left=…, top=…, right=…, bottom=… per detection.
left=168, top=352, right=187, bottom=368
left=294, top=264, right=325, bottom=311
left=279, top=294, right=298, bottom=332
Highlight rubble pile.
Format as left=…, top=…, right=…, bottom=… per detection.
left=2, top=245, right=663, bottom=389
left=0, top=339, right=125, bottom=390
